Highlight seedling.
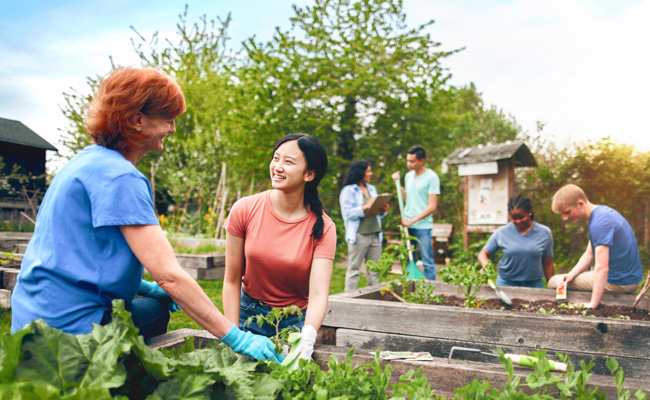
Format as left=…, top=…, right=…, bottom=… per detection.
left=245, top=305, right=303, bottom=354
left=367, top=227, right=441, bottom=305
left=438, top=259, right=495, bottom=308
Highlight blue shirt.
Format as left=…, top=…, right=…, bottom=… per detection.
left=483, top=222, right=554, bottom=281
left=11, top=145, right=159, bottom=334
left=589, top=206, right=642, bottom=285
left=339, top=183, right=385, bottom=244
left=404, top=169, right=440, bottom=229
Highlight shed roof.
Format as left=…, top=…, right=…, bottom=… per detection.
left=0, top=117, right=57, bottom=151
left=445, top=141, right=536, bottom=167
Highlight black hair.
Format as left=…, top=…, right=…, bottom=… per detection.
left=508, top=194, right=534, bottom=220
left=343, top=160, right=371, bottom=186
left=407, top=145, right=426, bottom=160
left=272, top=133, right=328, bottom=239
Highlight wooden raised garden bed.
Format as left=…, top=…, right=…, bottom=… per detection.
left=148, top=328, right=649, bottom=398
left=319, top=281, right=650, bottom=381
left=174, top=252, right=225, bottom=280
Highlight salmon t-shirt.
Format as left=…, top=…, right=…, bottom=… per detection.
left=224, top=190, right=336, bottom=309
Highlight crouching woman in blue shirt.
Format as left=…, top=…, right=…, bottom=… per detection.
left=11, top=67, right=281, bottom=362
left=478, top=194, right=554, bottom=288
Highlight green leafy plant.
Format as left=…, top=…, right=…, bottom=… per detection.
left=439, top=259, right=495, bottom=308
left=367, top=226, right=441, bottom=305
left=560, top=302, right=585, bottom=310
left=2, top=301, right=646, bottom=399
left=245, top=305, right=303, bottom=353
left=0, top=251, right=18, bottom=266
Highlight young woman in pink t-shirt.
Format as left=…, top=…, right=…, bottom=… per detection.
left=223, top=133, right=337, bottom=361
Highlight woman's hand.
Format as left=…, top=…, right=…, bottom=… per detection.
left=220, top=325, right=284, bottom=363
left=294, top=324, right=317, bottom=360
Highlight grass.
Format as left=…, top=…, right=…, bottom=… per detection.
left=0, top=263, right=379, bottom=335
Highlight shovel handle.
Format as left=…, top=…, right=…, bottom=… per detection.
left=506, top=354, right=567, bottom=372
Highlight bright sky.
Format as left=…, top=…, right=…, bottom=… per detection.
left=2, top=0, right=650, bottom=171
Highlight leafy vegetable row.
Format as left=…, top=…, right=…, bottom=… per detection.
left=1, top=300, right=646, bottom=399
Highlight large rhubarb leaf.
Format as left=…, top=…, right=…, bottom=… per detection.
left=147, top=370, right=214, bottom=400
left=13, top=301, right=142, bottom=390
left=170, top=341, right=278, bottom=400
left=0, top=326, right=31, bottom=383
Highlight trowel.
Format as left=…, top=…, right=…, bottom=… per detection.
left=448, top=346, right=567, bottom=372
left=487, top=279, right=512, bottom=306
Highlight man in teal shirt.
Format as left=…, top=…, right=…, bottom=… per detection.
left=392, top=145, right=440, bottom=279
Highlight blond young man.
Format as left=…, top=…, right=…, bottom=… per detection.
left=547, top=184, right=642, bottom=308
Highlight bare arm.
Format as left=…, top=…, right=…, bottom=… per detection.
left=477, top=249, right=492, bottom=269
left=587, top=245, right=609, bottom=308
left=303, top=258, right=334, bottom=331
left=543, top=258, right=555, bottom=282
left=223, top=232, right=245, bottom=325
left=120, top=225, right=233, bottom=338
left=565, top=242, right=595, bottom=283
left=403, top=194, right=437, bottom=227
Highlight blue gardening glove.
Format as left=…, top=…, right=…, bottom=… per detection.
left=220, top=325, right=284, bottom=363
left=137, top=280, right=181, bottom=313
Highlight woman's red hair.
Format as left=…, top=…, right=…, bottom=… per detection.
left=85, top=67, right=186, bottom=150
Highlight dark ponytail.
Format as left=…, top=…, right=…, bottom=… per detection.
left=508, top=194, right=534, bottom=220
left=272, top=133, right=328, bottom=239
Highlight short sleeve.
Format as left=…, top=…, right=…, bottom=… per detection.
left=91, top=173, right=158, bottom=227
left=427, top=172, right=440, bottom=195
left=313, top=218, right=337, bottom=260
left=543, top=229, right=554, bottom=258
left=590, top=214, right=616, bottom=247
left=224, top=198, right=248, bottom=239
left=483, top=230, right=500, bottom=254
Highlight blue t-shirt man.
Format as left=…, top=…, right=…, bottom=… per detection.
left=484, top=222, right=554, bottom=283
left=11, top=145, right=159, bottom=334
left=589, top=206, right=642, bottom=285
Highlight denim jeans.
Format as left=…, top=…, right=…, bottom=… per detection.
left=407, top=228, right=436, bottom=280
left=239, top=290, right=304, bottom=338
left=101, top=296, right=170, bottom=341
left=496, top=275, right=544, bottom=288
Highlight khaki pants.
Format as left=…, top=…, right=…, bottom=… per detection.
left=548, top=271, right=639, bottom=294
left=345, top=233, right=381, bottom=291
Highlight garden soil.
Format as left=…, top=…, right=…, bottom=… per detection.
left=436, top=294, right=650, bottom=322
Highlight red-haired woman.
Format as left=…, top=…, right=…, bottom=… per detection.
left=11, top=67, right=282, bottom=362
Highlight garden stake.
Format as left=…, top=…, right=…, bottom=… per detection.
left=394, top=178, right=425, bottom=280
left=447, top=346, right=567, bottom=372
left=632, top=272, right=650, bottom=313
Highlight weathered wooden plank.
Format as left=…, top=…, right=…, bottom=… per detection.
left=334, top=328, right=650, bottom=380
left=147, top=328, right=217, bottom=349
left=0, top=267, right=19, bottom=290
left=0, top=289, right=10, bottom=308
left=175, top=253, right=225, bottom=270
left=347, top=281, right=648, bottom=310
left=0, top=232, right=33, bottom=239
left=323, top=297, right=650, bottom=359
left=181, top=266, right=224, bottom=280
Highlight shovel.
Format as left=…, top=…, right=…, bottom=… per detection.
left=394, top=178, right=425, bottom=280
left=488, top=279, right=512, bottom=306
left=448, top=346, right=567, bottom=372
